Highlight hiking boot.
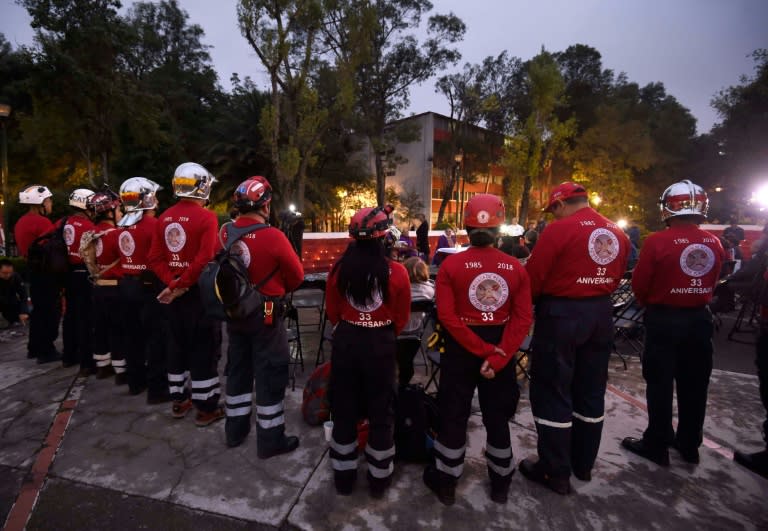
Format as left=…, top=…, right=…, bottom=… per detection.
left=37, top=352, right=62, bottom=365
left=257, top=435, right=299, bottom=459
left=672, top=441, right=700, bottom=464
left=368, top=474, right=392, bottom=499
left=225, top=420, right=250, bottom=448
left=423, top=465, right=455, bottom=506
left=195, top=407, right=225, bottom=427
left=734, top=449, right=768, bottom=479
left=519, top=458, right=572, bottom=495
left=621, top=437, right=670, bottom=467
left=96, top=366, right=115, bottom=379
left=172, top=399, right=193, bottom=419
left=128, top=384, right=147, bottom=396
left=114, top=373, right=128, bottom=386
left=334, top=471, right=357, bottom=496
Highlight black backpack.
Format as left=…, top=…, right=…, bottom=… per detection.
left=395, top=383, right=439, bottom=462
left=198, top=222, right=277, bottom=321
left=27, top=216, right=69, bottom=279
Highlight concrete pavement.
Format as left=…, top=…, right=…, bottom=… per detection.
left=0, top=314, right=766, bottom=531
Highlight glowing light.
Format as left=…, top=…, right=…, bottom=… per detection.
left=617, top=219, right=628, bottom=229
left=289, top=204, right=296, bottom=212
left=751, top=185, right=768, bottom=207
left=590, top=194, right=602, bottom=206
left=714, top=187, right=723, bottom=192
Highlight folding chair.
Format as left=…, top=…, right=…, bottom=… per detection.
left=727, top=290, right=760, bottom=342
left=284, top=305, right=304, bottom=390
left=290, top=277, right=326, bottom=330
left=397, top=299, right=436, bottom=376
left=516, top=335, right=532, bottom=381
left=612, top=295, right=645, bottom=370
left=315, top=311, right=334, bottom=366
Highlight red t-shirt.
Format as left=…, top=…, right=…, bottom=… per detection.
left=60, top=214, right=95, bottom=266
left=436, top=246, right=533, bottom=371
left=118, top=215, right=157, bottom=277
left=632, top=224, right=725, bottom=307
left=525, top=207, right=630, bottom=299
left=14, top=212, right=54, bottom=258
left=148, top=201, right=218, bottom=290
left=326, top=256, right=411, bottom=335
left=221, top=218, right=304, bottom=297
left=94, top=221, right=122, bottom=280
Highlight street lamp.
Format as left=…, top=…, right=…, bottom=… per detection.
left=454, top=150, right=464, bottom=226
left=0, top=103, right=11, bottom=256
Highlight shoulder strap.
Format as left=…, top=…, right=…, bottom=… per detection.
left=219, top=222, right=270, bottom=251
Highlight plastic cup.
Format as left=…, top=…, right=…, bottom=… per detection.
left=323, top=420, right=334, bottom=442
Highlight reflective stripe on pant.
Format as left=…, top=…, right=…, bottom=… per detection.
left=434, top=325, right=518, bottom=487
left=165, top=287, right=221, bottom=412
left=530, top=296, right=613, bottom=479
left=225, top=314, right=290, bottom=450
left=168, top=371, right=190, bottom=400
left=642, top=306, right=713, bottom=451
left=329, top=322, right=396, bottom=486
left=92, top=285, right=123, bottom=371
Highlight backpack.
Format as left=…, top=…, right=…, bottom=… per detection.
left=79, top=228, right=119, bottom=280
left=301, top=361, right=331, bottom=426
left=395, top=383, right=439, bottom=462
left=198, top=222, right=276, bottom=321
left=27, top=216, right=69, bottom=278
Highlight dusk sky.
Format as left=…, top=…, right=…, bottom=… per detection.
left=1, top=0, right=767, bottom=134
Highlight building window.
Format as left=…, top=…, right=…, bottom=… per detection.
left=431, top=188, right=442, bottom=199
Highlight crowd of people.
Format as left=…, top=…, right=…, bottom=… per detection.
left=6, top=170, right=768, bottom=504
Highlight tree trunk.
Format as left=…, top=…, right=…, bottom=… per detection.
left=437, top=166, right=458, bottom=225
left=519, top=174, right=533, bottom=225
left=101, top=151, right=109, bottom=188
left=374, top=150, right=386, bottom=206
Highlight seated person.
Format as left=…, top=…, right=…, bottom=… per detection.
left=432, top=227, right=457, bottom=266
left=499, top=235, right=530, bottom=263
left=0, top=259, right=29, bottom=328
left=397, top=257, right=435, bottom=387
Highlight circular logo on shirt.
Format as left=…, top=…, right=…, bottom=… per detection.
left=95, top=237, right=103, bottom=258
left=231, top=240, right=251, bottom=267
left=119, top=231, right=135, bottom=257
left=347, top=286, right=383, bottom=313
left=63, top=224, right=75, bottom=246
left=588, top=228, right=620, bottom=265
left=680, top=244, right=715, bottom=277
left=164, top=223, right=186, bottom=253
left=468, top=272, right=509, bottom=312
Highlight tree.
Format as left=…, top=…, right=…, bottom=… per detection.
left=322, top=0, right=466, bottom=205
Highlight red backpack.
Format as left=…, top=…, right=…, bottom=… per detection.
left=302, top=361, right=331, bottom=426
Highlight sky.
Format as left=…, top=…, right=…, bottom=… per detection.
left=1, top=0, right=767, bottom=135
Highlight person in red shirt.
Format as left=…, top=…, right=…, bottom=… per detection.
left=117, top=177, right=168, bottom=404
left=622, top=180, right=724, bottom=467
left=85, top=190, right=125, bottom=381
left=13, top=184, right=61, bottom=363
left=423, top=194, right=532, bottom=506
left=220, top=176, right=305, bottom=457
left=325, top=204, right=411, bottom=498
left=148, top=162, right=223, bottom=427
left=521, top=182, right=630, bottom=495
left=61, top=188, right=96, bottom=375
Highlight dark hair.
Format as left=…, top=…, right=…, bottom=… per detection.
left=0, top=258, right=12, bottom=268
left=468, top=227, right=499, bottom=247
left=332, top=238, right=390, bottom=307
left=565, top=196, right=589, bottom=206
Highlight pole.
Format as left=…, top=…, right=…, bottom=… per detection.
left=1, top=120, right=8, bottom=256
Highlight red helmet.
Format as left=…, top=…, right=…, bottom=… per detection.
left=86, top=189, right=121, bottom=215
left=349, top=204, right=394, bottom=239
left=464, top=194, right=505, bottom=229
left=233, top=176, right=272, bottom=212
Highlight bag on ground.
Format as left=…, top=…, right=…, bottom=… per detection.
left=302, top=361, right=331, bottom=426
left=395, top=383, right=438, bottom=462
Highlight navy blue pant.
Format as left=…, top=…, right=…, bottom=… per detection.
left=62, top=269, right=93, bottom=369
left=28, top=272, right=61, bottom=358
left=530, top=296, right=614, bottom=479
left=92, top=285, right=124, bottom=374
left=641, top=306, right=714, bottom=452
left=757, top=322, right=768, bottom=447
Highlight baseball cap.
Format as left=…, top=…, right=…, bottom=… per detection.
left=543, top=182, right=588, bottom=212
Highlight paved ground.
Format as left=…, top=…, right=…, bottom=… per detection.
left=0, top=307, right=766, bottom=531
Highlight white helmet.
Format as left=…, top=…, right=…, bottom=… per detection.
left=120, top=177, right=161, bottom=212
left=19, top=185, right=53, bottom=205
left=659, top=179, right=708, bottom=222
left=172, top=162, right=216, bottom=200
left=69, top=188, right=95, bottom=210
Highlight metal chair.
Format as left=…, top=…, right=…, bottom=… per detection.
left=612, top=295, right=646, bottom=369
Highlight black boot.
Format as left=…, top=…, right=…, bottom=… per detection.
left=490, top=473, right=513, bottom=504
left=734, top=449, right=768, bottom=479
left=257, top=435, right=299, bottom=459
left=423, top=464, right=455, bottom=506
left=672, top=441, right=700, bottom=464
left=519, top=458, right=572, bottom=495
left=226, top=417, right=251, bottom=448
left=621, top=437, right=670, bottom=467
left=334, top=470, right=357, bottom=496
left=368, top=472, right=392, bottom=499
